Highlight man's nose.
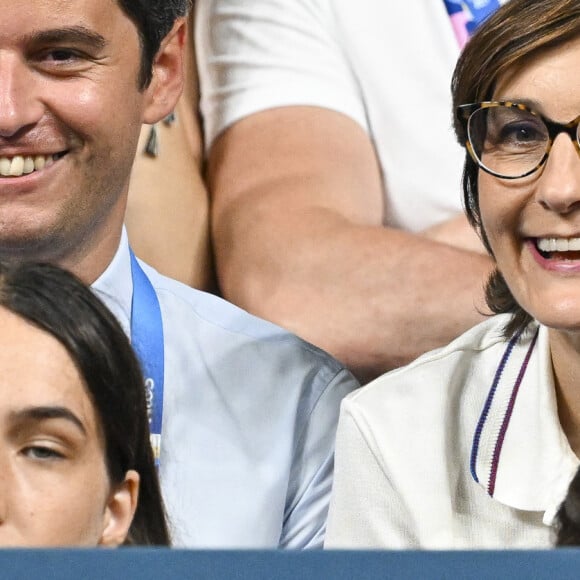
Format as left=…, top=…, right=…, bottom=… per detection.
left=535, top=133, right=580, bottom=214
left=0, top=53, right=44, bottom=138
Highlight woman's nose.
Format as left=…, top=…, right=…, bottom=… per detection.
left=535, top=133, right=580, bottom=214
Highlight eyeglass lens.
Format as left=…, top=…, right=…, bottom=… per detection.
left=467, top=106, right=549, bottom=178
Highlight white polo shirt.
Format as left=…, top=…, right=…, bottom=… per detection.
left=325, top=315, right=579, bottom=549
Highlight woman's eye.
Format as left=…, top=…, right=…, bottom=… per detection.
left=23, top=446, right=64, bottom=460
left=500, top=123, right=545, bottom=144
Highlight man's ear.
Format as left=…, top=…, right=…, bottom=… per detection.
left=99, top=470, right=140, bottom=547
left=143, top=18, right=187, bottom=124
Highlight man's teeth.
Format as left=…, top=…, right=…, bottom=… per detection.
left=537, top=237, right=580, bottom=252
left=0, top=155, right=55, bottom=177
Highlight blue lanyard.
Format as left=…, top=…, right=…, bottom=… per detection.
left=129, top=249, right=165, bottom=468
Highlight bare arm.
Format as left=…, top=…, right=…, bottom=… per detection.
left=126, top=15, right=214, bottom=290
left=422, top=213, right=488, bottom=255
left=208, top=107, right=492, bottom=382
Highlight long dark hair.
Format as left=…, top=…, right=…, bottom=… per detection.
left=0, top=261, right=170, bottom=545
left=451, top=0, right=580, bottom=337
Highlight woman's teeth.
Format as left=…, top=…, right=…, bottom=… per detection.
left=0, top=154, right=56, bottom=177
left=536, top=237, right=580, bottom=252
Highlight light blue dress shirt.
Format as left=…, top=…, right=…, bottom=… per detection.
left=92, top=230, right=359, bottom=548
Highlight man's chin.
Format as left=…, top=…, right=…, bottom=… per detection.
left=0, top=231, right=69, bottom=263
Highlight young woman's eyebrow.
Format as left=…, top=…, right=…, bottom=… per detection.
left=25, top=26, right=107, bottom=50
left=9, top=406, right=87, bottom=436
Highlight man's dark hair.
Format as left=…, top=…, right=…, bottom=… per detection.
left=0, top=261, right=170, bottom=546
left=117, top=0, right=191, bottom=88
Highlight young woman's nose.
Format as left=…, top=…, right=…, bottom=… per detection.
left=535, top=133, right=580, bottom=214
left=0, top=453, right=9, bottom=526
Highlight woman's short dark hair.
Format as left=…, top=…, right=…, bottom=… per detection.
left=0, top=261, right=169, bottom=546
left=116, top=0, right=191, bottom=88
left=451, top=0, right=580, bottom=337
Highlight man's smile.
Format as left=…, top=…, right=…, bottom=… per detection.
left=0, top=153, right=66, bottom=178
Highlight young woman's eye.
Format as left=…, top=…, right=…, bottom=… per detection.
left=23, top=446, right=65, bottom=460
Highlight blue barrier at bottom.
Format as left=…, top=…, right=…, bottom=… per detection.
left=1, top=548, right=580, bottom=579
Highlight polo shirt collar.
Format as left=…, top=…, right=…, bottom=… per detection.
left=470, top=322, right=579, bottom=523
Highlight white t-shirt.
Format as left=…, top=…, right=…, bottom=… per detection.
left=196, top=0, right=467, bottom=231
left=325, top=315, right=579, bottom=549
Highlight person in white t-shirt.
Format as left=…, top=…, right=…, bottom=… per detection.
left=195, top=0, right=505, bottom=382
left=325, top=0, right=580, bottom=548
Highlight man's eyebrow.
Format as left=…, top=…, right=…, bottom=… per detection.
left=26, top=26, right=107, bottom=50
left=9, top=406, right=87, bottom=436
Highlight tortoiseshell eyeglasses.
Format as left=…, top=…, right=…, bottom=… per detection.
left=458, top=101, right=580, bottom=179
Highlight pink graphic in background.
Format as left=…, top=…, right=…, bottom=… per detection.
left=449, top=11, right=471, bottom=49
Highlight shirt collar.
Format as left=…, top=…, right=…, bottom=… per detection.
left=91, top=227, right=133, bottom=337
left=470, top=322, right=579, bottom=522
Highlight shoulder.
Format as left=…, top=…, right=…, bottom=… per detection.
left=146, top=261, right=321, bottom=346
left=344, top=315, right=512, bottom=431
left=333, top=316, right=516, bottom=490
left=144, top=262, right=359, bottom=394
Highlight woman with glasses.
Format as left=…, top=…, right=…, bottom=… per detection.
left=325, top=0, right=580, bottom=549
left=0, top=261, right=169, bottom=546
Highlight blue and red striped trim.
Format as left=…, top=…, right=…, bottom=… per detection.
left=470, top=326, right=539, bottom=495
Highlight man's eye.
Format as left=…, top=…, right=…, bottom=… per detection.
left=35, top=48, right=88, bottom=66
left=46, top=49, right=78, bottom=62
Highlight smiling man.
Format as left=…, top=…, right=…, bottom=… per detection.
left=0, top=0, right=358, bottom=548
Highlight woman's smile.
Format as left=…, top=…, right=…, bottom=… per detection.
left=527, top=238, right=580, bottom=272
left=478, top=36, right=580, bottom=332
